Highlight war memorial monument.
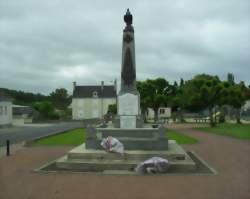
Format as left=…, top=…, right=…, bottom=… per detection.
left=54, top=9, right=198, bottom=174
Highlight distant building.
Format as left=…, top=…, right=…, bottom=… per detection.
left=242, top=100, right=250, bottom=112
left=0, top=90, right=12, bottom=127
left=72, top=81, right=117, bottom=120
left=146, top=107, right=171, bottom=120
left=12, top=105, right=35, bottom=125
left=242, top=100, right=250, bottom=120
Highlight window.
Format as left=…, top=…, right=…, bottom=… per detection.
left=159, top=108, right=165, bottom=114
left=92, top=91, right=98, bottom=98
left=5, top=106, right=7, bottom=115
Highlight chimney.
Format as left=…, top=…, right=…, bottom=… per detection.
left=73, top=81, right=76, bottom=91
left=101, top=81, right=104, bottom=91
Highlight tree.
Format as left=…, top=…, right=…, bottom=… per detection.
left=180, top=78, right=184, bottom=87
left=183, top=74, right=221, bottom=127
left=33, top=101, right=59, bottom=120
left=49, top=88, right=70, bottom=110
left=107, top=103, right=117, bottom=114
left=170, top=83, right=189, bottom=122
left=1, top=88, right=48, bottom=106
left=227, top=73, right=235, bottom=85
left=217, top=80, right=250, bottom=124
left=226, top=82, right=248, bottom=124
left=137, top=78, right=171, bottom=122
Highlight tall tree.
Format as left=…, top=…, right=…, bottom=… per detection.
left=49, top=88, right=70, bottom=110
left=227, top=73, right=235, bottom=85
left=227, top=82, right=248, bottom=123
left=137, top=78, right=171, bottom=122
left=180, top=78, right=184, bottom=87
left=0, top=88, right=47, bottom=105
left=33, top=101, right=59, bottom=120
left=184, top=74, right=221, bottom=126
left=170, top=82, right=189, bottom=122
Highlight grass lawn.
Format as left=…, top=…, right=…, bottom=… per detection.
left=196, top=123, right=250, bottom=139
left=33, top=128, right=86, bottom=146
left=32, top=128, right=198, bottom=146
left=167, top=129, right=198, bottom=144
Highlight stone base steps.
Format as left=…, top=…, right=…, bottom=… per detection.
left=56, top=155, right=196, bottom=172
left=55, top=140, right=196, bottom=172
left=69, top=141, right=184, bottom=161
left=87, top=137, right=168, bottom=150
left=97, top=128, right=158, bottom=138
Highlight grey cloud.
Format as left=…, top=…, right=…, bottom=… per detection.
left=0, top=0, right=249, bottom=95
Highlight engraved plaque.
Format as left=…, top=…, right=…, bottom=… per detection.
left=118, top=93, right=139, bottom=115
left=120, top=116, right=136, bottom=129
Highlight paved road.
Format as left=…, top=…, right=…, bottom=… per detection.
left=0, top=122, right=83, bottom=146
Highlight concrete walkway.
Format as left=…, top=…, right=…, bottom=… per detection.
left=0, top=124, right=249, bottom=199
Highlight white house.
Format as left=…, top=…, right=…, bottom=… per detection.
left=12, top=105, right=35, bottom=125
left=0, top=90, right=12, bottom=127
left=146, top=107, right=171, bottom=120
left=72, top=81, right=117, bottom=120
left=242, top=100, right=250, bottom=112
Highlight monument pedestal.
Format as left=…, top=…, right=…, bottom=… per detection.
left=117, top=91, right=141, bottom=128
left=56, top=141, right=196, bottom=173
left=85, top=125, right=168, bottom=151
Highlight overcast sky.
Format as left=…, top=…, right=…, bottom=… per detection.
left=0, top=0, right=249, bottom=94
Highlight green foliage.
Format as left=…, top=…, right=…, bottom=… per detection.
left=137, top=74, right=250, bottom=125
left=108, top=103, right=117, bottom=114
left=182, top=74, right=222, bottom=126
left=33, top=101, right=59, bottom=120
left=1, top=87, right=72, bottom=120
left=227, top=73, right=235, bottom=85
left=0, top=88, right=47, bottom=105
left=137, top=78, right=171, bottom=121
left=58, top=109, right=72, bottom=120
left=49, top=88, right=70, bottom=110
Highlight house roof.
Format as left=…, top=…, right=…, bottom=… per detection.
left=0, top=90, right=12, bottom=102
left=73, top=85, right=116, bottom=98
left=12, top=105, right=35, bottom=116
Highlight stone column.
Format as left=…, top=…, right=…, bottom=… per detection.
left=117, top=9, right=141, bottom=129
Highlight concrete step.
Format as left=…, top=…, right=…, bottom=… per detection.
left=68, top=142, right=185, bottom=161
left=89, top=137, right=168, bottom=150
left=55, top=141, right=196, bottom=173
left=56, top=156, right=137, bottom=171
left=68, top=151, right=184, bottom=161
left=97, top=128, right=159, bottom=138
left=56, top=155, right=196, bottom=172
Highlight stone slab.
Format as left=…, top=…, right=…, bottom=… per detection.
left=68, top=140, right=179, bottom=160
left=86, top=136, right=168, bottom=150
left=86, top=126, right=169, bottom=150
left=120, top=115, right=136, bottom=128
left=97, top=127, right=158, bottom=138
left=56, top=155, right=196, bottom=172
left=118, top=93, right=139, bottom=115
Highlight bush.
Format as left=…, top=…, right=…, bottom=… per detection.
left=33, top=101, right=59, bottom=120
left=48, top=111, right=60, bottom=120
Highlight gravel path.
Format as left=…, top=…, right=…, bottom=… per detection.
left=0, top=123, right=249, bottom=199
